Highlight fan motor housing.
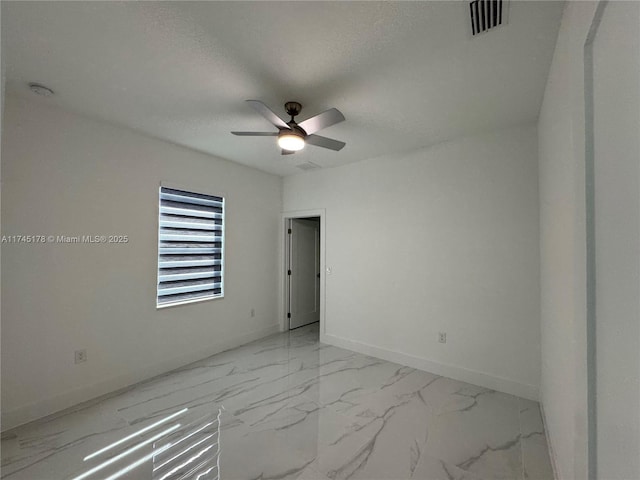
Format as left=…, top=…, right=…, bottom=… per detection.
left=283, top=125, right=306, bottom=137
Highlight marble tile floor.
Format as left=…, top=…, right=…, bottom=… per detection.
left=1, top=324, right=554, bottom=480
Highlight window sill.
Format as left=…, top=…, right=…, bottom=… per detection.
left=156, top=294, right=224, bottom=310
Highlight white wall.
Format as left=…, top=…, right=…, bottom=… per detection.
left=284, top=123, right=540, bottom=400
left=537, top=2, right=598, bottom=479
left=1, top=95, right=282, bottom=430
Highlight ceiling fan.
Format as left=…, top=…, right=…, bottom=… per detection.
left=231, top=100, right=346, bottom=155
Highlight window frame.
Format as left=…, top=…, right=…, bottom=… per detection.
left=156, top=182, right=225, bottom=309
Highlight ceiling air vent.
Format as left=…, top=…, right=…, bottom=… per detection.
left=296, top=162, right=321, bottom=171
left=469, top=0, right=506, bottom=36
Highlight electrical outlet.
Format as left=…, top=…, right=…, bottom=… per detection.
left=438, top=332, right=447, bottom=344
left=75, top=349, right=87, bottom=364
left=250, top=308, right=255, bottom=318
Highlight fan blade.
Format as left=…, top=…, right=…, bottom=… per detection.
left=298, top=108, right=345, bottom=135
left=281, top=149, right=295, bottom=155
left=231, top=131, right=278, bottom=136
left=246, top=100, right=289, bottom=129
left=305, top=134, right=346, bottom=151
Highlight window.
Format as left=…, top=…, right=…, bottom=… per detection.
left=157, top=186, right=224, bottom=307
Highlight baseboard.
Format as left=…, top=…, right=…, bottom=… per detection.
left=2, top=324, right=280, bottom=431
left=539, top=401, right=559, bottom=480
left=321, top=333, right=539, bottom=401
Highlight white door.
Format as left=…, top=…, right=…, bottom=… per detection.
left=592, top=3, right=640, bottom=478
left=289, top=218, right=320, bottom=329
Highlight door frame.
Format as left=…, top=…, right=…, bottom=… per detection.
left=584, top=2, right=639, bottom=479
left=280, top=209, right=326, bottom=334
left=584, top=3, right=609, bottom=479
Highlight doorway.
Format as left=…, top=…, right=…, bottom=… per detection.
left=285, top=216, right=321, bottom=330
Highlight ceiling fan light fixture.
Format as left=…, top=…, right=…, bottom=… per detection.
left=277, top=132, right=305, bottom=151
left=232, top=100, right=345, bottom=155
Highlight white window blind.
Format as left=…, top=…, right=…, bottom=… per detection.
left=157, top=186, right=224, bottom=307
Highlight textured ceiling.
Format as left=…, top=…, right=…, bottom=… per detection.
left=2, top=1, right=564, bottom=176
